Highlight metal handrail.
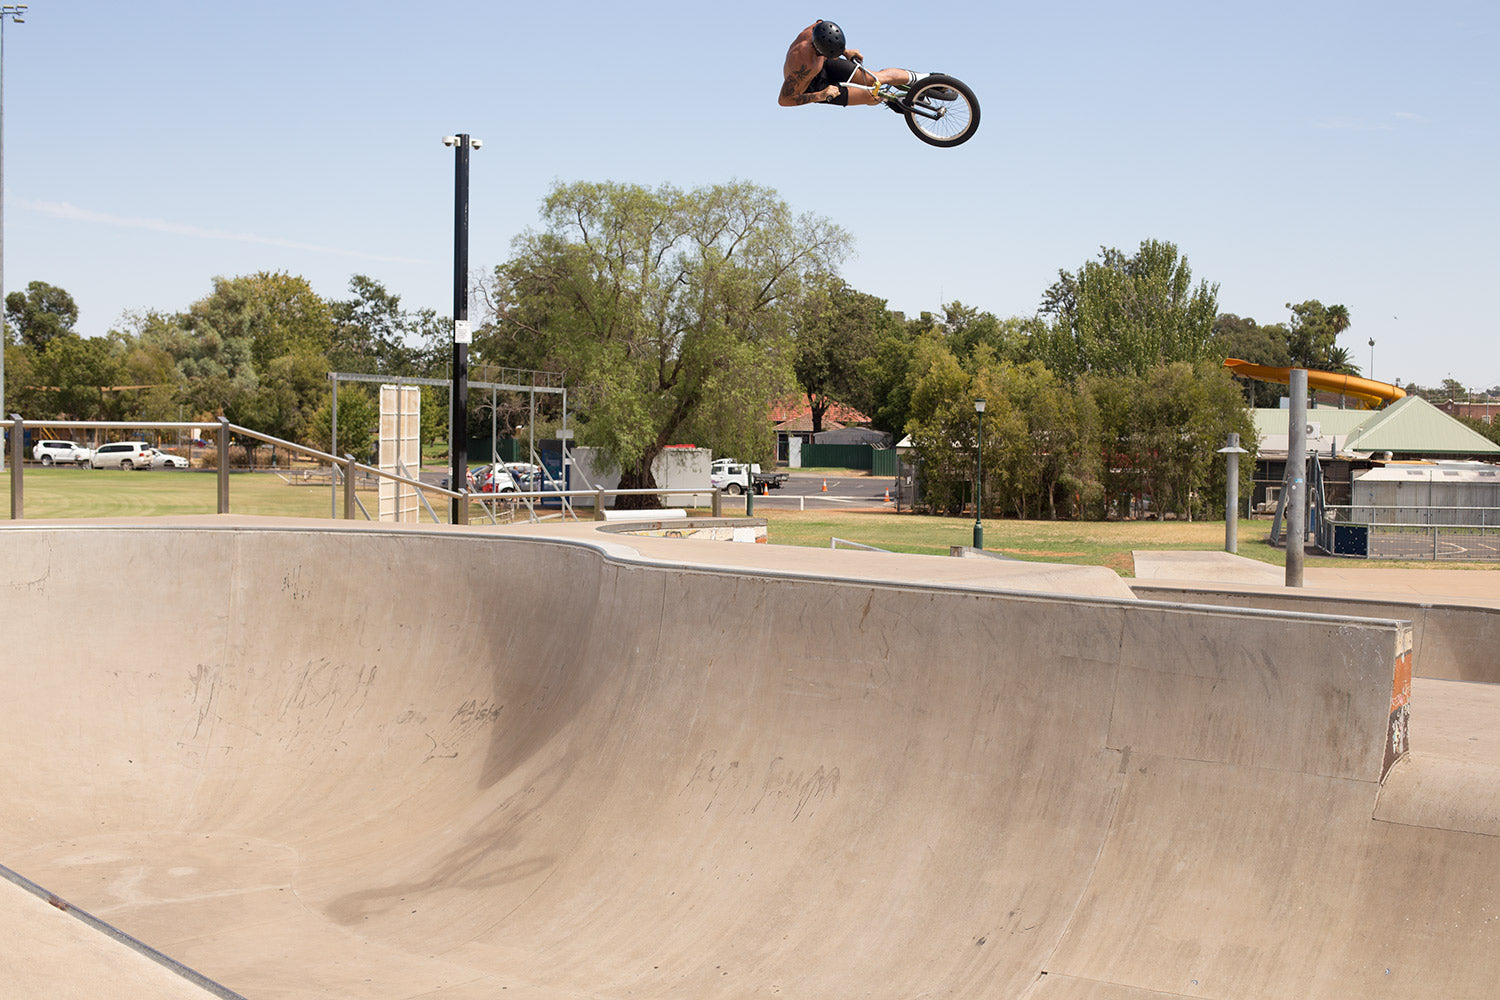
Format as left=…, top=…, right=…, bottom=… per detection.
left=7, top=415, right=725, bottom=523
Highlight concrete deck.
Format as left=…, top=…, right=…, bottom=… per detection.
left=1, top=518, right=1496, bottom=998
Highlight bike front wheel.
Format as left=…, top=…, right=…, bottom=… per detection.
left=902, top=74, right=980, bottom=148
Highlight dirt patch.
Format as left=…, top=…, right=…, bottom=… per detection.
left=1103, top=551, right=1136, bottom=577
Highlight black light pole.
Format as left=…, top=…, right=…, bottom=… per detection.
left=973, top=398, right=986, bottom=550
left=444, top=133, right=481, bottom=523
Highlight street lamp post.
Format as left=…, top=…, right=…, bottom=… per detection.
left=443, top=133, right=481, bottom=523
left=1217, top=433, right=1249, bottom=553
left=973, top=398, right=986, bottom=550
left=0, top=4, right=26, bottom=473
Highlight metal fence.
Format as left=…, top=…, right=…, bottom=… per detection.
left=1323, top=504, right=1500, bottom=561
left=6, top=416, right=723, bottom=524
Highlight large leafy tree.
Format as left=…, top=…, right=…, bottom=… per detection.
left=792, top=279, right=897, bottom=433
left=329, top=274, right=424, bottom=374
left=185, top=272, right=334, bottom=375
left=175, top=272, right=335, bottom=433
left=1284, top=300, right=1354, bottom=372
left=487, top=179, right=849, bottom=504
left=31, top=334, right=120, bottom=419
left=992, top=358, right=1101, bottom=520
left=6, top=280, right=79, bottom=351
left=904, top=337, right=1101, bottom=520
left=941, top=301, right=1032, bottom=364
left=1037, top=239, right=1219, bottom=380
left=903, top=333, right=985, bottom=515
left=1086, top=361, right=1255, bottom=521
left=308, top=384, right=380, bottom=464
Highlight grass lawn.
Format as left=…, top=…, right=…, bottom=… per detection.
left=2, top=466, right=354, bottom=520
left=6, top=465, right=1493, bottom=577
left=757, top=507, right=1284, bottom=576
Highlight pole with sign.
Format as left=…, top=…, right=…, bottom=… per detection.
left=444, top=133, right=481, bottom=522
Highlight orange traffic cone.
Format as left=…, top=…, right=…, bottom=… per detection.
left=883, top=488, right=892, bottom=503
left=821, top=479, right=827, bottom=492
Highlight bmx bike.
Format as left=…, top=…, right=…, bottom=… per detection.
left=848, top=57, right=980, bottom=148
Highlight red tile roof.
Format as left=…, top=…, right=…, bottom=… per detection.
left=768, top=396, right=871, bottom=425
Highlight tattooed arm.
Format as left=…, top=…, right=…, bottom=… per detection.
left=778, top=63, right=837, bottom=106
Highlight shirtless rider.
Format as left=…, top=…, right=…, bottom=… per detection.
left=778, top=20, right=942, bottom=109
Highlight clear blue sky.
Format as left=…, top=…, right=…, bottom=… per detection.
left=5, top=0, right=1496, bottom=390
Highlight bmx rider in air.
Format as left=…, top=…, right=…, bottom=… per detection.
left=778, top=20, right=951, bottom=108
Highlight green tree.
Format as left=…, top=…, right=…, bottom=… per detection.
left=6, top=280, right=79, bottom=351
left=173, top=273, right=337, bottom=439
left=942, top=302, right=1031, bottom=365
left=861, top=324, right=920, bottom=441
left=308, top=384, right=379, bottom=464
left=793, top=279, right=897, bottom=432
left=32, top=334, right=120, bottom=419
left=330, top=274, right=422, bottom=374
left=104, top=311, right=194, bottom=421
left=1213, top=312, right=1291, bottom=407
left=488, top=179, right=849, bottom=504
left=186, top=273, right=334, bottom=374
left=1087, top=362, right=1254, bottom=521
left=174, top=323, right=259, bottom=423
left=238, top=348, right=331, bottom=461
left=3, top=340, right=37, bottom=416
left=1284, top=300, right=1353, bottom=371
left=903, top=333, right=984, bottom=515
left=994, top=359, right=1101, bottom=519
left=1037, top=240, right=1219, bottom=380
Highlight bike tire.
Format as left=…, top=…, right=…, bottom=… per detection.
left=902, top=74, right=980, bottom=148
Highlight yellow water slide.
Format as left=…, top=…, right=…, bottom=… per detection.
left=1223, top=357, right=1407, bottom=408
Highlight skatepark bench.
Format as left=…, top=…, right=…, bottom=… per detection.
left=600, top=509, right=687, bottom=523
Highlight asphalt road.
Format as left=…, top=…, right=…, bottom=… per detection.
left=751, top=471, right=898, bottom=509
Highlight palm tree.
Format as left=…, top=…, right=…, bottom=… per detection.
left=1325, top=346, right=1358, bottom=375
left=1327, top=304, right=1351, bottom=338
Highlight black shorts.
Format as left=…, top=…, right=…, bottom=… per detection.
left=805, top=56, right=857, bottom=105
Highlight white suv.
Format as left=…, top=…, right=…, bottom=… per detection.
left=87, top=441, right=154, bottom=470
left=32, top=439, right=93, bottom=466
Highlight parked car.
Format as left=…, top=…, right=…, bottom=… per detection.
left=149, top=448, right=189, bottom=469
left=471, top=463, right=519, bottom=493
left=87, top=441, right=154, bottom=470
left=439, top=464, right=519, bottom=493
left=509, top=463, right=560, bottom=492
left=32, top=439, right=93, bottom=466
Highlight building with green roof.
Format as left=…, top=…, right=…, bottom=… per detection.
left=1253, top=396, right=1500, bottom=462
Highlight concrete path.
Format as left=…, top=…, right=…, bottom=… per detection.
left=1133, top=549, right=1500, bottom=606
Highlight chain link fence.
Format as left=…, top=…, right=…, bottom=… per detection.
left=1324, top=505, right=1500, bottom=561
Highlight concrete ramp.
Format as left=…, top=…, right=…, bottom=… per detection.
left=1, top=522, right=1496, bottom=999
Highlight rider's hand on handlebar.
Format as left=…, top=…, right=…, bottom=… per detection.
left=845, top=47, right=863, bottom=63
left=821, top=84, right=841, bottom=102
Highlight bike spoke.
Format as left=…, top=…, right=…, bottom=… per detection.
left=913, top=101, right=970, bottom=141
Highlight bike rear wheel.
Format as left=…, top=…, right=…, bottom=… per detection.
left=901, top=74, right=979, bottom=148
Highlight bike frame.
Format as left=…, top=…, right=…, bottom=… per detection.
left=841, top=57, right=945, bottom=122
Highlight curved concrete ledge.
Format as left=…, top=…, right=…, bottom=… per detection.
left=0, top=518, right=1492, bottom=999
left=1132, top=582, right=1500, bottom=683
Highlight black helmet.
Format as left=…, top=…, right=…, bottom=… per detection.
left=811, top=20, right=845, bottom=58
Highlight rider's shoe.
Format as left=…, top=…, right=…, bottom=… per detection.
left=910, top=71, right=958, bottom=102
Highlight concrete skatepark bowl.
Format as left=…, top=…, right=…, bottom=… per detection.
left=1, top=519, right=1497, bottom=999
